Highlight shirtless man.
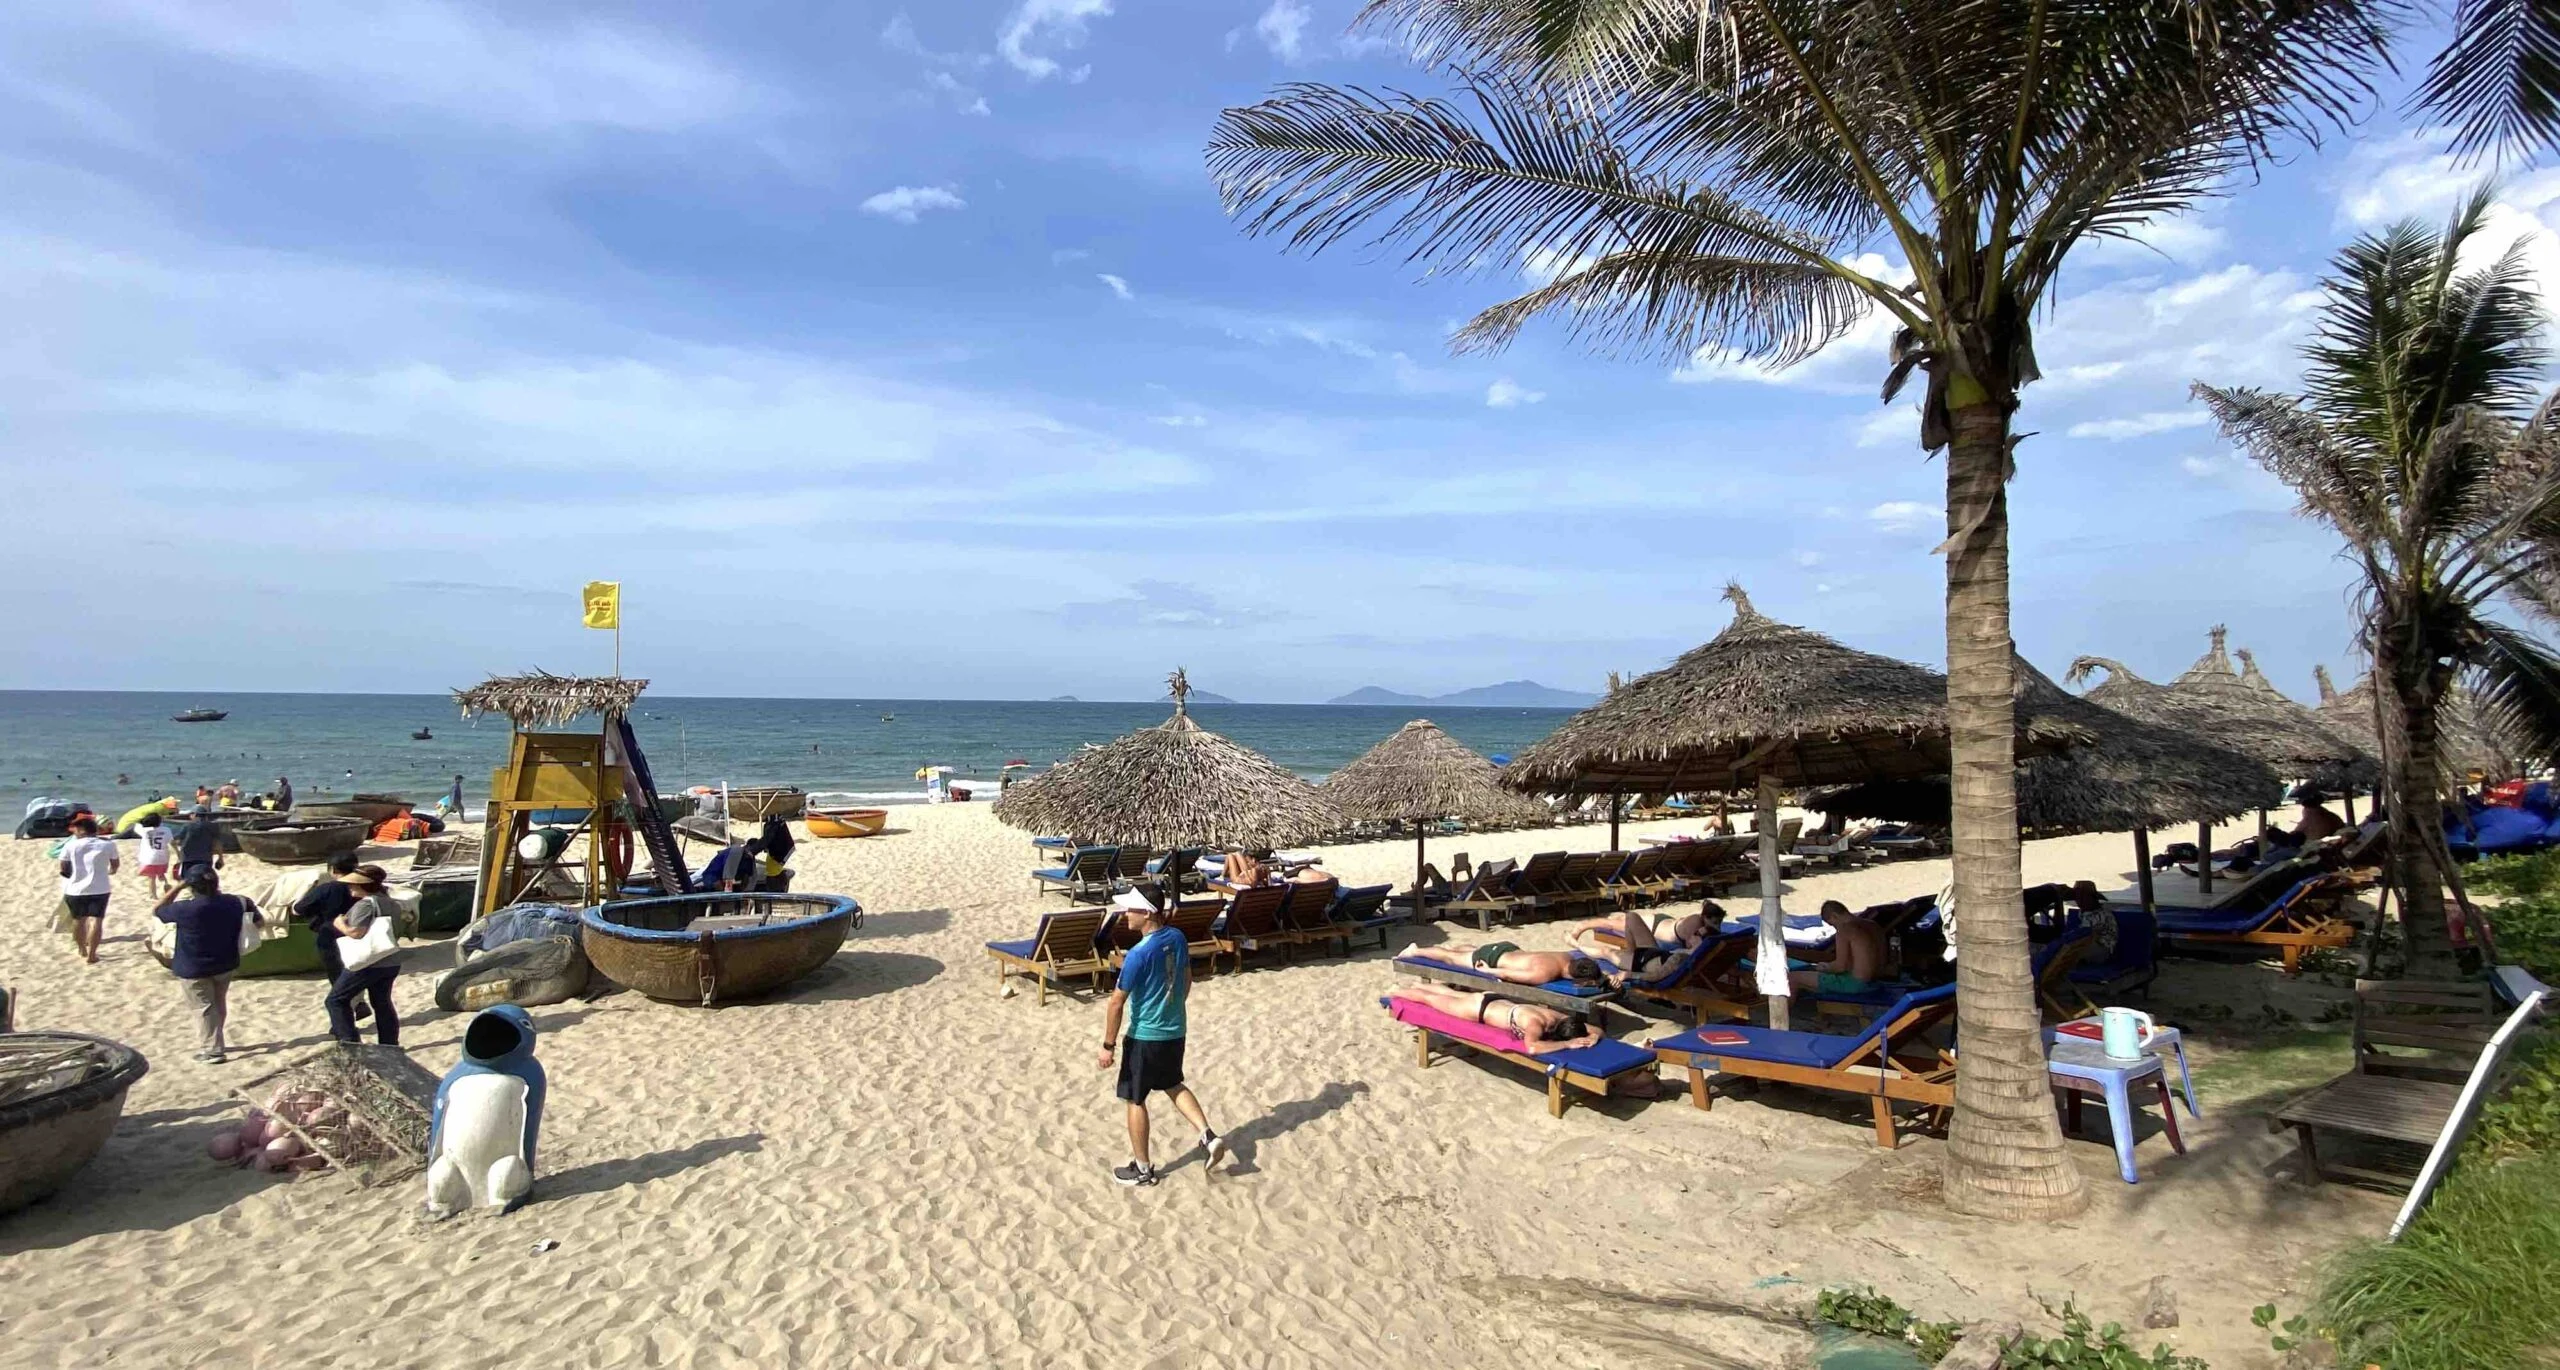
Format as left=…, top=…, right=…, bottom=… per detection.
left=1388, top=982, right=1604, bottom=1053
left=1398, top=940, right=1609, bottom=988
left=1789, top=901, right=1887, bottom=995
left=1571, top=899, right=1726, bottom=968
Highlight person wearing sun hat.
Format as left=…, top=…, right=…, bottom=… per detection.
left=322, top=864, right=403, bottom=1046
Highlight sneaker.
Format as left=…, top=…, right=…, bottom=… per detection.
left=1112, top=1161, right=1158, bottom=1188
left=1200, top=1130, right=1228, bottom=1169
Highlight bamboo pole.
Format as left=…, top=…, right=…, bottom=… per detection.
left=1755, top=775, right=1790, bottom=1031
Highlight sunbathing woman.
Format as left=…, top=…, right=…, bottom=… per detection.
left=1397, top=940, right=1609, bottom=988
left=1570, top=899, right=1727, bottom=968
left=1387, top=982, right=1603, bottom=1053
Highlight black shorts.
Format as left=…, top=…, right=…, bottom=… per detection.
left=1115, top=1036, right=1186, bottom=1102
left=64, top=894, right=109, bottom=921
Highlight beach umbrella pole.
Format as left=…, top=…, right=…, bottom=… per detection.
left=2196, top=819, right=2214, bottom=896
left=1609, top=791, right=1622, bottom=849
left=1755, top=775, right=1790, bottom=1031
left=2132, top=829, right=2156, bottom=915
left=1414, top=820, right=1427, bottom=911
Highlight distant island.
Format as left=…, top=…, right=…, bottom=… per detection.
left=1047, top=695, right=1080, bottom=702
left=1326, top=680, right=1597, bottom=708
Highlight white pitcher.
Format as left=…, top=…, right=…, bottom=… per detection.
left=2100, top=1006, right=2156, bottom=1061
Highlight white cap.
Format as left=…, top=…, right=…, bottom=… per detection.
left=1110, top=888, right=1155, bottom=915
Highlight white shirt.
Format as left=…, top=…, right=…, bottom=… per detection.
left=60, top=836, right=118, bottom=896
left=133, top=825, right=173, bottom=865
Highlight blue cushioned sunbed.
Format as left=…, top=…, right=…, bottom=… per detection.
left=1651, top=982, right=1957, bottom=1066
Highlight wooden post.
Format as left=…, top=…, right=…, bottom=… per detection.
left=1413, top=821, right=1427, bottom=912
left=2132, top=829, right=2156, bottom=915
left=1609, top=791, right=1622, bottom=849
left=2343, top=789, right=2358, bottom=824
left=1755, top=775, right=1790, bottom=1031
left=2197, top=819, right=2214, bottom=896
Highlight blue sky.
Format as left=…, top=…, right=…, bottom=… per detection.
left=1, top=1, right=2547, bottom=704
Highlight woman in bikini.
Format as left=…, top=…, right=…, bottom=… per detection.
left=1569, top=899, right=1727, bottom=968
left=1387, top=982, right=1603, bottom=1053
left=1396, top=940, right=1608, bottom=988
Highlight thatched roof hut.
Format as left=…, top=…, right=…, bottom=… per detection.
left=1812, top=659, right=2284, bottom=833
left=1322, top=720, right=1547, bottom=827
left=453, top=672, right=648, bottom=728
left=2166, top=628, right=2374, bottom=785
left=2316, top=663, right=2532, bottom=781
left=1503, top=585, right=2087, bottom=795
left=992, top=672, right=1342, bottom=850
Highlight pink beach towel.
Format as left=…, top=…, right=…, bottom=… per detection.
left=1385, top=995, right=1549, bottom=1058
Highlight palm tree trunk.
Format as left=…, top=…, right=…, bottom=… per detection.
left=1939, top=397, right=2087, bottom=1220
left=2379, top=635, right=2458, bottom=973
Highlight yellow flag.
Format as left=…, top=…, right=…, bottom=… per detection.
left=581, top=581, right=620, bottom=630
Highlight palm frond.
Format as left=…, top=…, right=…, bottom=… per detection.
left=1451, top=243, right=1867, bottom=361
left=2191, top=382, right=2377, bottom=539
left=2416, top=0, right=2560, bottom=160
left=2468, top=617, right=2560, bottom=770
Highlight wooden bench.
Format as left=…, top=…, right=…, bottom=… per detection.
left=2273, top=978, right=2545, bottom=1189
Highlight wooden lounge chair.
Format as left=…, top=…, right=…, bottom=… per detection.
left=1596, top=849, right=1656, bottom=908
left=1538, top=852, right=1607, bottom=916
left=1445, top=856, right=1532, bottom=931
left=1105, top=845, right=1158, bottom=888
left=985, top=910, right=1110, bottom=1005
left=1211, top=884, right=1296, bottom=969
left=2272, top=986, right=2547, bottom=1188
left=1601, top=931, right=1754, bottom=1022
left=1383, top=994, right=1660, bottom=1118
left=1495, top=851, right=1572, bottom=922
left=1276, top=878, right=1342, bottom=953
left=1101, top=899, right=1227, bottom=977
left=1146, top=846, right=1206, bottom=893
left=1648, top=983, right=1960, bottom=1147
left=2070, top=904, right=2159, bottom=1004
left=1031, top=847, right=1116, bottom=903
left=1320, top=884, right=1400, bottom=950
left=1391, top=952, right=1622, bottom=1020
left=2159, top=870, right=2360, bottom=975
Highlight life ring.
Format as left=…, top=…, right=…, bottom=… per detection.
left=603, top=822, right=634, bottom=887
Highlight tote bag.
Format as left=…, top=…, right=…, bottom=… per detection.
left=336, top=904, right=401, bottom=973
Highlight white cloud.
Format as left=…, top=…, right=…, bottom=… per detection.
left=1152, top=413, right=1206, bottom=428
left=83, top=0, right=758, bottom=132
left=1097, top=272, right=1133, bottom=300
left=1520, top=244, right=1599, bottom=286
left=2065, top=410, right=2208, bottom=441
left=1670, top=252, right=1910, bottom=390
left=2180, top=454, right=2220, bottom=477
left=888, top=14, right=996, bottom=115
left=998, top=0, right=1112, bottom=80
left=2085, top=209, right=2225, bottom=267
left=1854, top=406, right=1918, bottom=449
left=2336, top=133, right=2560, bottom=304
left=860, top=185, right=965, bottom=224
left=1255, top=0, right=1312, bottom=61
left=1868, top=500, right=1943, bottom=534
left=1794, top=550, right=1822, bottom=568
left=1485, top=378, right=1545, bottom=408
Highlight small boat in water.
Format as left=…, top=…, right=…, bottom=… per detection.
left=411, top=727, right=433, bottom=740
left=804, top=793, right=889, bottom=838
left=172, top=708, right=227, bottom=723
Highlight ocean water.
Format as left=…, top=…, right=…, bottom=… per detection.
left=0, top=691, right=1578, bottom=821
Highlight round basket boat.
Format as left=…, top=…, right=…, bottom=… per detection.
left=724, top=786, right=806, bottom=822
left=294, top=794, right=410, bottom=824
left=580, top=892, right=861, bottom=1005
left=805, top=794, right=888, bottom=838
left=233, top=816, right=370, bottom=865
left=0, top=1032, right=150, bottom=1216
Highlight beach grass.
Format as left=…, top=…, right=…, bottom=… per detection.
left=2310, top=1151, right=2560, bottom=1369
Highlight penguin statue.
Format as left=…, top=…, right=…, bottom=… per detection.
left=425, top=1004, right=547, bottom=1217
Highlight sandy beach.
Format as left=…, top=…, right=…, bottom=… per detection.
left=1, top=807, right=2392, bottom=1368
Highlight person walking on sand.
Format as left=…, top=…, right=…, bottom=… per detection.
left=323, top=866, right=402, bottom=1046
left=132, top=808, right=174, bottom=900
left=172, top=805, right=223, bottom=885
left=1097, top=894, right=1226, bottom=1187
left=154, top=872, right=260, bottom=1062
left=57, top=815, right=119, bottom=964
left=295, top=852, right=370, bottom=1023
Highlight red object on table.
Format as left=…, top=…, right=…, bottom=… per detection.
left=1697, top=1030, right=1748, bottom=1046
left=2056, top=1020, right=2105, bottom=1041
left=2486, top=779, right=2527, bottom=807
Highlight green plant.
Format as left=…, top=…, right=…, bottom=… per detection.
left=2469, top=1030, right=2560, bottom=1163
left=1815, top=1286, right=1962, bottom=1364
left=2313, top=1151, right=2560, bottom=1370
left=2248, top=1303, right=2311, bottom=1354
left=2471, top=850, right=2560, bottom=898
left=2482, top=891, right=2560, bottom=982
left=2002, top=1300, right=2205, bottom=1369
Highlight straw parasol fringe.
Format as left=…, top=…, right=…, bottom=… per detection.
left=992, top=672, right=1342, bottom=850
left=453, top=672, right=647, bottom=728
left=2316, top=662, right=2529, bottom=782
left=1503, top=584, right=2087, bottom=797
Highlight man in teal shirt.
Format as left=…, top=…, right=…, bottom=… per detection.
left=1098, top=890, right=1226, bottom=1187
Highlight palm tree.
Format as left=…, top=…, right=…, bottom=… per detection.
left=1207, top=0, right=2390, bottom=1221
left=2195, top=189, right=2560, bottom=970
left=2417, top=0, right=2560, bottom=158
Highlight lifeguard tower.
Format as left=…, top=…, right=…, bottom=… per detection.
left=453, top=673, right=690, bottom=919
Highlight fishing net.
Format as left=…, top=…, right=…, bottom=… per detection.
left=232, top=1044, right=441, bottom=1188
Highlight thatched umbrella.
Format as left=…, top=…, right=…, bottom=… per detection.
left=992, top=670, right=1343, bottom=854
left=1505, top=586, right=2087, bottom=1026
left=1322, top=720, right=1548, bottom=909
left=2317, top=663, right=2530, bottom=786
left=1813, top=658, right=2286, bottom=910
left=453, top=671, right=648, bottom=728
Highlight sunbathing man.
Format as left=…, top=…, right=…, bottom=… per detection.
left=1788, top=901, right=1887, bottom=996
left=1387, top=981, right=1604, bottom=1053
left=1397, top=939, right=1609, bottom=988
left=1570, top=899, right=1726, bottom=969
